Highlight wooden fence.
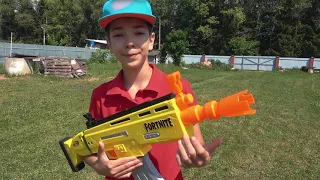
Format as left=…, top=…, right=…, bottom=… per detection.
left=1, top=42, right=320, bottom=71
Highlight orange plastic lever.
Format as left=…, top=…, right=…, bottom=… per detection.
left=167, top=71, right=194, bottom=110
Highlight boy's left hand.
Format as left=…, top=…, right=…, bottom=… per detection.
left=176, top=135, right=223, bottom=168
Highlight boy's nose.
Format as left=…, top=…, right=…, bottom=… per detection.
left=125, top=40, right=135, bottom=49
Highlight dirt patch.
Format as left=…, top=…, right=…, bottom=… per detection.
left=87, top=77, right=99, bottom=81
left=18, top=75, right=30, bottom=80
left=0, top=74, right=6, bottom=80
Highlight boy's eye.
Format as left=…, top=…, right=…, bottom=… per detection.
left=113, top=34, right=123, bottom=37
left=136, top=32, right=145, bottom=35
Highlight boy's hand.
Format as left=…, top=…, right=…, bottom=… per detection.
left=84, top=141, right=143, bottom=178
left=176, top=135, right=223, bottom=168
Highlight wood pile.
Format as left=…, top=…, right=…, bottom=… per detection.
left=41, top=56, right=87, bottom=78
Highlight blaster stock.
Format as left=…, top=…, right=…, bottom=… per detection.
left=59, top=71, right=256, bottom=177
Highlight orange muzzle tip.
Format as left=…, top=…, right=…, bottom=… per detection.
left=217, top=89, right=256, bottom=117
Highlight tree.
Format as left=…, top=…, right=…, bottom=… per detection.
left=228, top=37, right=260, bottom=55
left=1, top=0, right=320, bottom=58
left=0, top=0, right=17, bottom=41
left=15, top=0, right=39, bottom=43
left=163, top=30, right=189, bottom=66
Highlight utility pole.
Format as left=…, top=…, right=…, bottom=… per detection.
left=158, top=16, right=161, bottom=50
left=41, top=18, right=47, bottom=45
left=41, top=26, right=46, bottom=45
left=43, top=27, right=46, bottom=45
left=10, top=32, right=13, bottom=57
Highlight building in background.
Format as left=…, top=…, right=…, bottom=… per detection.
left=86, top=39, right=108, bottom=49
left=148, top=50, right=160, bottom=64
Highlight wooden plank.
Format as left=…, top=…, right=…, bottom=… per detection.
left=44, top=60, right=70, bottom=63
left=45, top=56, right=70, bottom=60
left=45, top=65, right=72, bottom=69
left=45, top=74, right=73, bottom=78
left=44, top=62, right=70, bottom=65
left=45, top=60, right=70, bottom=62
left=45, top=69, right=71, bottom=72
left=44, top=58, right=69, bottom=61
left=44, top=72, right=72, bottom=75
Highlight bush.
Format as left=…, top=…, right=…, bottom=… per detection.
left=0, top=63, right=5, bottom=74
left=214, top=63, right=233, bottom=71
left=209, top=59, right=222, bottom=66
left=163, top=30, right=189, bottom=66
left=209, top=59, right=233, bottom=71
left=188, top=59, right=233, bottom=71
left=286, top=67, right=303, bottom=72
left=158, top=47, right=168, bottom=64
left=88, top=49, right=118, bottom=64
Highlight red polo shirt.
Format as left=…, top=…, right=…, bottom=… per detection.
left=89, top=64, right=197, bottom=180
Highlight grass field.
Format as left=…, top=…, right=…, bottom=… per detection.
left=0, top=63, right=319, bottom=180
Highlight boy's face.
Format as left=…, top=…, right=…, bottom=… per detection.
left=106, top=17, right=155, bottom=68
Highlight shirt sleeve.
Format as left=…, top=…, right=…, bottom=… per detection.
left=89, top=90, right=102, bottom=119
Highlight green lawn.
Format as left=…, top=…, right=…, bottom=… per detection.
left=0, top=63, right=319, bottom=180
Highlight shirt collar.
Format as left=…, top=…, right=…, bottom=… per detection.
left=106, top=64, right=167, bottom=96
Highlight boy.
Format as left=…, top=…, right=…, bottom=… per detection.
left=84, top=0, right=223, bottom=179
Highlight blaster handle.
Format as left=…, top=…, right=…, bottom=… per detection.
left=132, top=154, right=165, bottom=180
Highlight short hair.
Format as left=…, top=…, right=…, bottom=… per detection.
left=105, top=21, right=153, bottom=40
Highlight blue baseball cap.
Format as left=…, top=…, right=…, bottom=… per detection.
left=99, top=0, right=156, bottom=29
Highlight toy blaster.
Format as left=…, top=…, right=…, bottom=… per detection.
left=59, top=71, right=256, bottom=180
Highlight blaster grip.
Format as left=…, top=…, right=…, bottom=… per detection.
left=132, top=154, right=165, bottom=180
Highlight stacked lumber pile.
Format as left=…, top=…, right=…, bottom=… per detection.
left=42, top=56, right=87, bottom=77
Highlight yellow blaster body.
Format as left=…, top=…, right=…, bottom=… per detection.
left=59, top=71, right=256, bottom=172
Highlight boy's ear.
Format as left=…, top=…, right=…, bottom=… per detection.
left=148, top=32, right=156, bottom=51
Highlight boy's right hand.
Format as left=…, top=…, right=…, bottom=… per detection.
left=84, top=141, right=143, bottom=178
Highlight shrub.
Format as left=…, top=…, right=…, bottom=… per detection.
left=188, top=59, right=233, bottom=71
left=88, top=49, right=118, bottom=64
left=163, top=30, right=189, bottom=66
left=209, top=59, right=233, bottom=71
left=0, top=63, right=5, bottom=74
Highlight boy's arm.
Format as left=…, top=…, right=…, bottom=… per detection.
left=83, top=142, right=143, bottom=178
left=84, top=91, right=144, bottom=178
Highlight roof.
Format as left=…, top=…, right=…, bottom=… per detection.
left=11, top=53, right=39, bottom=58
left=86, top=39, right=108, bottom=45
left=149, top=50, right=160, bottom=56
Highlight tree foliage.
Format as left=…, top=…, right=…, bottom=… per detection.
left=163, top=29, right=189, bottom=66
left=1, top=0, right=320, bottom=59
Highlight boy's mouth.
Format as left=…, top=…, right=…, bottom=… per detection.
left=124, top=53, right=140, bottom=59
